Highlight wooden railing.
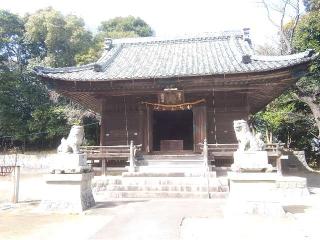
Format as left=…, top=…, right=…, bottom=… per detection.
left=0, top=166, right=15, bottom=176
left=80, top=140, right=142, bottom=175
left=265, top=143, right=284, bottom=156
left=199, top=140, right=284, bottom=167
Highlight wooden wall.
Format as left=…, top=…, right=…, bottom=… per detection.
left=100, top=95, right=156, bottom=147
left=101, top=96, right=136, bottom=146
left=100, top=90, right=249, bottom=149
left=206, top=91, right=248, bottom=144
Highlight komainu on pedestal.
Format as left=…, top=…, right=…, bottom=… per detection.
left=231, top=119, right=273, bottom=172
left=39, top=125, right=95, bottom=213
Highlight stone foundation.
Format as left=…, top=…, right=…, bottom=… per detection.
left=39, top=172, right=95, bottom=213
left=50, top=153, right=90, bottom=174
left=92, top=175, right=229, bottom=199
left=225, top=173, right=309, bottom=216
left=231, top=151, right=273, bottom=172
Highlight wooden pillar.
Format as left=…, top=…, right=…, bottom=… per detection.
left=11, top=166, right=20, bottom=203
left=129, top=140, right=135, bottom=172
left=146, top=105, right=153, bottom=153
left=138, top=104, right=144, bottom=146
left=100, top=99, right=107, bottom=176
left=100, top=99, right=107, bottom=146
left=203, top=138, right=208, bottom=167
left=193, top=104, right=207, bottom=152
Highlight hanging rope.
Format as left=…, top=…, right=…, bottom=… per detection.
left=141, top=99, right=205, bottom=111
left=212, top=89, right=217, bottom=144
left=123, top=96, right=129, bottom=145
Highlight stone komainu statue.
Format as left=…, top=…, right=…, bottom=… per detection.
left=57, top=125, right=84, bottom=154
left=233, top=120, right=265, bottom=151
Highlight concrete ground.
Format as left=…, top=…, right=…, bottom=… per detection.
left=1, top=170, right=320, bottom=240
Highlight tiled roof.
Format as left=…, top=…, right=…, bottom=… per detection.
left=34, top=31, right=318, bottom=81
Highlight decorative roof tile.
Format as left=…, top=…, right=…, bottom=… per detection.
left=34, top=31, right=318, bottom=81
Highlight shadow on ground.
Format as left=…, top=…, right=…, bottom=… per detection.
left=283, top=205, right=310, bottom=214
left=93, top=200, right=149, bottom=209
left=281, top=154, right=320, bottom=188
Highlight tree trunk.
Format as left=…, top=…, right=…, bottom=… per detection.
left=299, top=95, right=320, bottom=137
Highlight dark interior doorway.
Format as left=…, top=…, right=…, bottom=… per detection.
left=153, top=110, right=193, bottom=151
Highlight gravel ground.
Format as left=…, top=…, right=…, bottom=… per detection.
left=0, top=169, right=46, bottom=204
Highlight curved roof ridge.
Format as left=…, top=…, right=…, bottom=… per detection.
left=112, top=30, right=244, bottom=45
left=94, top=44, right=123, bottom=72
left=34, top=63, right=94, bottom=74
left=252, top=49, right=317, bottom=62
left=33, top=34, right=317, bottom=79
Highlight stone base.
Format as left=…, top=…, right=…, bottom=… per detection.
left=39, top=173, right=95, bottom=213
left=231, top=151, right=273, bottom=172
left=225, top=173, right=309, bottom=217
left=50, top=153, right=90, bottom=173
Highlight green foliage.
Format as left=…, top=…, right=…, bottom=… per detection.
left=252, top=94, right=317, bottom=149
left=294, top=12, right=320, bottom=53
left=252, top=95, right=295, bottom=135
left=0, top=9, right=154, bottom=150
left=303, top=0, right=320, bottom=12
left=255, top=2, right=320, bottom=166
left=82, top=116, right=100, bottom=146
left=24, top=7, right=93, bottom=67
left=293, top=11, right=320, bottom=77
left=0, top=71, right=50, bottom=141
left=27, top=106, right=69, bottom=144
left=74, top=39, right=103, bottom=65
left=0, top=10, right=25, bottom=69
left=98, top=16, right=153, bottom=39
left=77, top=16, right=154, bottom=65
left=77, top=16, right=155, bottom=65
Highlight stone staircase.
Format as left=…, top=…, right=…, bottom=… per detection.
left=92, top=174, right=229, bottom=199
left=134, top=153, right=212, bottom=173
left=91, top=153, right=228, bottom=199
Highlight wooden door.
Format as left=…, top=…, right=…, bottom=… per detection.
left=193, top=104, right=207, bottom=152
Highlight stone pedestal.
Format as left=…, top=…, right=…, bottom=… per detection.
left=39, top=172, right=95, bottom=213
left=225, top=172, right=309, bottom=217
left=231, top=151, right=273, bottom=172
left=51, top=153, right=91, bottom=173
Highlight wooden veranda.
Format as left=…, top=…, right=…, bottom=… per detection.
left=81, top=141, right=283, bottom=175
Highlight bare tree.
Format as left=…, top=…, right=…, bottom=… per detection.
left=258, top=0, right=301, bottom=54
left=259, top=0, right=320, bottom=137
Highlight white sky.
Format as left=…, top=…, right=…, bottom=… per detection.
left=0, top=0, right=285, bottom=47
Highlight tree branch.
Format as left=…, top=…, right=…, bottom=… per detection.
left=260, top=0, right=280, bottom=28
left=260, top=0, right=293, bottom=54
left=289, top=0, right=300, bottom=48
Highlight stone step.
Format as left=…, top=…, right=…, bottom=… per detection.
left=122, top=172, right=216, bottom=177
left=135, top=166, right=208, bottom=173
left=101, top=191, right=229, bottom=199
left=140, top=154, right=203, bottom=161
left=92, top=177, right=229, bottom=192
left=105, top=184, right=228, bottom=192
left=136, top=159, right=204, bottom=166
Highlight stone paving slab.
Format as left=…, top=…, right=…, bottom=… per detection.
left=89, top=199, right=225, bottom=240
left=1, top=170, right=320, bottom=239
left=180, top=216, right=319, bottom=240
left=0, top=201, right=112, bottom=240
left=1, top=192, right=320, bottom=240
